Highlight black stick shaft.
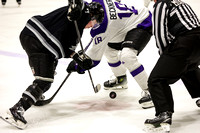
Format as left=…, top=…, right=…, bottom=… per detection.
left=34, top=73, right=71, bottom=106
left=74, top=21, right=97, bottom=93
left=34, top=38, right=94, bottom=106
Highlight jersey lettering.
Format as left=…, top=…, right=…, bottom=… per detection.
left=114, top=2, right=138, bottom=19
left=106, top=0, right=117, bottom=20
left=94, top=37, right=102, bottom=44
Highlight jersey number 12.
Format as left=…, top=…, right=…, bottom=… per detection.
left=114, top=2, right=138, bottom=19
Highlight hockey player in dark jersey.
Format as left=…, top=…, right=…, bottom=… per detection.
left=0, top=0, right=104, bottom=129
left=144, top=0, right=200, bottom=132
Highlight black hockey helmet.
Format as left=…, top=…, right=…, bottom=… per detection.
left=88, top=2, right=104, bottom=24
left=68, top=0, right=84, bottom=9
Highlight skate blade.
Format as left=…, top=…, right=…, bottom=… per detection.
left=141, top=101, right=154, bottom=109
left=160, top=123, right=170, bottom=132
left=0, top=111, right=27, bottom=130
left=144, top=124, right=170, bottom=133
left=104, top=84, right=128, bottom=90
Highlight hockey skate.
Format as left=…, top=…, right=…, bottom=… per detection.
left=104, top=75, right=128, bottom=99
left=139, top=91, right=154, bottom=109
left=144, top=112, right=172, bottom=133
left=2, top=2, right=6, bottom=6
left=0, top=105, right=27, bottom=129
left=16, top=0, right=21, bottom=6
left=104, top=75, right=128, bottom=90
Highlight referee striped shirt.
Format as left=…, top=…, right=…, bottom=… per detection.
left=153, top=0, right=200, bottom=54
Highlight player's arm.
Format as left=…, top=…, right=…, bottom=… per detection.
left=67, top=33, right=108, bottom=74
left=86, top=33, right=109, bottom=67
left=153, top=0, right=170, bottom=55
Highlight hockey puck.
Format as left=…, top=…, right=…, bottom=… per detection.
left=196, top=99, right=200, bottom=107
left=109, top=91, right=117, bottom=99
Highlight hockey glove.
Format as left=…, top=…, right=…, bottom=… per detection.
left=67, top=60, right=85, bottom=74
left=71, top=50, right=93, bottom=70
left=67, top=0, right=83, bottom=21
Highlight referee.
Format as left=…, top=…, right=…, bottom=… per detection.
left=145, top=0, right=200, bottom=129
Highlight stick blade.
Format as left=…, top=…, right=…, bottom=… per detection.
left=34, top=99, right=51, bottom=106
left=94, top=84, right=101, bottom=93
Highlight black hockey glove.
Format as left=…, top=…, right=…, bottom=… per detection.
left=67, top=0, right=83, bottom=21
left=67, top=60, right=85, bottom=74
left=71, top=50, right=93, bottom=70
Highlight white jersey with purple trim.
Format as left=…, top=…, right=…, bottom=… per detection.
left=87, top=0, right=151, bottom=66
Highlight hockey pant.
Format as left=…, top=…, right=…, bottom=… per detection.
left=19, top=34, right=58, bottom=110
left=104, top=28, right=152, bottom=91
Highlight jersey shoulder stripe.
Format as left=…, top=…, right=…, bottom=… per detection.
left=90, top=0, right=108, bottom=38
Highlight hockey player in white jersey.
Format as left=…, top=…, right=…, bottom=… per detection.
left=67, top=0, right=154, bottom=109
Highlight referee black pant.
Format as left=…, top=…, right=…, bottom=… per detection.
left=148, top=27, right=200, bottom=116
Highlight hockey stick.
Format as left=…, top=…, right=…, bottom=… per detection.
left=74, top=21, right=101, bottom=93
left=34, top=73, right=72, bottom=106
left=34, top=38, right=94, bottom=106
